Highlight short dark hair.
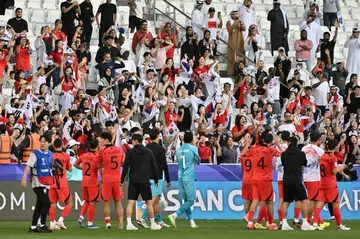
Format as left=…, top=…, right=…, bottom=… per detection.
left=53, top=138, right=63, bottom=148
left=105, top=121, right=114, bottom=127
left=310, top=131, right=322, bottom=142
left=262, top=133, right=273, bottom=144
left=149, top=129, right=160, bottom=140
left=143, top=52, right=151, bottom=58
left=146, top=69, right=155, bottom=74
left=289, top=136, right=298, bottom=146
left=15, top=8, right=22, bottom=13
left=100, top=132, right=113, bottom=142
left=40, top=134, right=52, bottom=143
left=324, top=32, right=331, bottom=37
left=55, top=19, right=62, bottom=25
left=325, top=139, right=338, bottom=151
left=132, top=133, right=143, bottom=143
left=184, top=131, right=193, bottom=144
left=140, top=20, right=147, bottom=25
left=31, top=124, right=40, bottom=134
left=88, top=139, right=99, bottom=150
left=281, top=131, right=291, bottom=142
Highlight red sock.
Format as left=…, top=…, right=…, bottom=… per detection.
left=313, top=207, right=321, bottom=224
left=88, top=205, right=96, bottom=223
left=248, top=210, right=255, bottom=223
left=307, top=218, right=311, bottom=223
left=294, top=207, right=301, bottom=219
left=319, top=216, right=324, bottom=224
left=268, top=215, right=274, bottom=224
left=80, top=202, right=89, bottom=217
left=105, top=217, right=111, bottom=224
left=277, top=209, right=283, bottom=221
left=333, top=207, right=342, bottom=226
left=49, top=206, right=56, bottom=221
left=61, top=205, right=72, bottom=219
left=264, top=207, right=269, bottom=222
left=256, top=206, right=266, bottom=223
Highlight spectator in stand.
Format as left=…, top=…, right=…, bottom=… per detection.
left=303, top=1, right=323, bottom=25
left=95, top=35, right=121, bottom=64
left=79, top=0, right=95, bottom=45
left=202, top=0, right=213, bottom=17
left=274, top=47, right=292, bottom=80
left=346, top=86, right=360, bottom=119
left=191, top=1, right=204, bottom=40
left=101, top=28, right=125, bottom=49
left=139, top=52, right=155, bottom=80
left=275, top=111, right=297, bottom=135
left=161, top=58, right=180, bottom=84
left=180, top=26, right=194, bottom=46
left=198, top=30, right=217, bottom=57
left=15, top=36, right=32, bottom=77
left=345, top=74, right=357, bottom=99
left=96, top=0, right=117, bottom=47
left=128, top=0, right=145, bottom=33
left=197, top=135, right=212, bottom=164
left=53, top=19, right=67, bottom=43
left=312, top=68, right=330, bottom=114
left=61, top=0, right=81, bottom=47
left=50, top=40, right=65, bottom=88
left=323, top=0, right=340, bottom=30
left=244, top=24, right=265, bottom=63
left=181, top=32, right=199, bottom=62
left=158, top=22, right=179, bottom=59
left=345, top=28, right=360, bottom=83
left=120, top=49, right=136, bottom=74
left=239, top=0, right=256, bottom=39
left=202, top=7, right=222, bottom=46
left=35, top=26, right=57, bottom=69
left=294, top=30, right=313, bottom=72
left=267, top=0, right=289, bottom=56
left=331, top=62, right=348, bottom=95
left=320, top=21, right=338, bottom=64
left=150, top=38, right=173, bottom=77
left=7, top=8, right=28, bottom=35
left=265, top=67, right=282, bottom=116
left=132, top=20, right=154, bottom=54
left=226, top=10, right=245, bottom=76
left=0, top=41, right=13, bottom=79
left=96, top=52, right=125, bottom=79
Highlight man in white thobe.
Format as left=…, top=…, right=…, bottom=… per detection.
left=244, top=24, right=265, bottom=63
left=239, top=0, right=256, bottom=40
left=300, top=11, right=320, bottom=71
left=345, top=28, right=360, bottom=83
left=303, top=1, right=323, bottom=25
left=191, top=1, right=204, bottom=40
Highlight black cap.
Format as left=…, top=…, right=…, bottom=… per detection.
left=208, top=7, right=215, bottom=13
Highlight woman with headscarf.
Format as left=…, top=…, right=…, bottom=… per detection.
left=98, top=67, right=115, bottom=104
left=226, top=10, right=245, bottom=76
left=244, top=24, right=265, bottom=63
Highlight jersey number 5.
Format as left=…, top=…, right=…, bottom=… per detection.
left=111, top=156, right=119, bottom=170
left=257, top=157, right=265, bottom=169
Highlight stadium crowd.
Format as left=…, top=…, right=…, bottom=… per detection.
left=0, top=0, right=358, bottom=233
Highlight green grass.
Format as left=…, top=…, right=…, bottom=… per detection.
left=0, top=220, right=358, bottom=239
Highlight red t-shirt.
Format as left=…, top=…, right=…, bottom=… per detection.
left=164, top=68, right=179, bottom=83
left=50, top=151, right=72, bottom=189
left=287, top=99, right=299, bottom=113
left=75, top=152, right=98, bottom=187
left=50, top=51, right=64, bottom=64
left=61, top=78, right=74, bottom=92
left=319, top=153, right=338, bottom=188
left=97, top=145, right=124, bottom=183
left=198, top=144, right=212, bottom=161
left=16, top=46, right=31, bottom=71
left=237, top=84, right=250, bottom=108
left=253, top=146, right=280, bottom=181
left=0, top=59, right=7, bottom=79
left=15, top=76, right=33, bottom=93
left=213, top=111, right=227, bottom=125
left=160, top=32, right=177, bottom=58
left=164, top=111, right=179, bottom=127
left=335, top=145, right=347, bottom=164
left=76, top=134, right=88, bottom=157
left=194, top=65, right=209, bottom=77
left=54, top=30, right=67, bottom=43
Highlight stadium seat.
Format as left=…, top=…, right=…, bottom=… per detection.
left=42, top=1, right=58, bottom=10
left=46, top=9, right=61, bottom=25
left=27, top=0, right=42, bottom=9
left=226, top=3, right=239, bottom=14
left=346, top=1, right=359, bottom=8
left=30, top=9, right=46, bottom=23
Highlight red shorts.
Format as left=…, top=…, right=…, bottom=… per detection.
left=82, top=186, right=100, bottom=202
left=242, top=183, right=253, bottom=200
left=278, top=181, right=283, bottom=199
left=317, top=187, right=340, bottom=203
left=49, top=187, right=72, bottom=203
left=304, top=181, right=319, bottom=201
left=252, top=181, right=274, bottom=201
left=101, top=182, right=123, bottom=201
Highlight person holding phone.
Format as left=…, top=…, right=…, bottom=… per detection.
left=202, top=7, right=222, bottom=43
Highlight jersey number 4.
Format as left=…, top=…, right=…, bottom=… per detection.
left=257, top=157, right=265, bottom=169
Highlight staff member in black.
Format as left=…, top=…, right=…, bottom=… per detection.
left=20, top=135, right=53, bottom=233
left=61, top=0, right=81, bottom=47
left=95, top=0, right=117, bottom=47
left=280, top=136, right=315, bottom=231
left=121, top=134, right=162, bottom=231
left=79, top=0, right=94, bottom=45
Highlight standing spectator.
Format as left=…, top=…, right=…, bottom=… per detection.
left=95, top=35, right=121, bottom=64
left=79, top=0, right=95, bottom=45
left=345, top=28, right=360, bottom=83
left=300, top=11, right=320, bottom=71
left=191, top=1, right=204, bottom=40
left=202, top=7, right=222, bottom=42
left=312, top=68, right=330, bottom=114
left=151, top=39, right=172, bottom=76
left=331, top=62, right=348, bottom=95
left=61, top=0, right=81, bottom=47
left=294, top=30, right=313, bottom=72
left=128, top=0, right=145, bottom=33
left=197, top=135, right=212, bottom=164
left=239, top=0, right=256, bottom=39
left=96, top=0, right=117, bottom=47
left=198, top=30, right=217, bottom=56
left=7, top=8, right=28, bottom=35
left=303, top=2, right=323, bottom=25
left=132, top=20, right=154, bottom=54
left=323, top=0, right=340, bottom=30
left=226, top=10, right=245, bottom=76
left=158, top=23, right=180, bottom=59
left=0, top=41, right=13, bottom=79
left=35, top=26, right=57, bottom=69
left=181, top=32, right=199, bottom=61
left=244, top=25, right=265, bottom=63
left=53, top=19, right=67, bottom=43
left=202, top=0, right=214, bottom=17
left=346, top=86, right=360, bottom=118
left=267, top=0, right=289, bottom=56
left=15, top=36, right=32, bottom=77
left=320, top=21, right=338, bottom=64
left=50, top=40, right=65, bottom=88
left=265, top=67, right=282, bottom=116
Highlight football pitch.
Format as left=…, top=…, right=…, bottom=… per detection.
left=0, top=220, right=359, bottom=239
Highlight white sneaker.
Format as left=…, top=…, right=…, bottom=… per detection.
left=191, top=223, right=199, bottom=229
left=126, top=224, right=139, bottom=231
left=159, top=221, right=171, bottom=228
left=50, top=222, right=60, bottom=230
left=137, top=219, right=150, bottom=229
left=281, top=223, right=294, bottom=231
left=301, top=223, right=316, bottom=231
left=337, top=225, right=351, bottom=231
left=313, top=224, right=324, bottom=231
left=56, top=221, right=67, bottom=230
left=150, top=223, right=162, bottom=230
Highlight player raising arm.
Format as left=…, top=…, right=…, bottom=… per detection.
left=168, top=131, right=201, bottom=229
left=313, top=139, right=350, bottom=231
left=97, top=132, right=125, bottom=229
left=74, top=139, right=101, bottom=229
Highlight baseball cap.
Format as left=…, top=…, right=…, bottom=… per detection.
left=68, top=139, right=80, bottom=148
left=208, top=7, right=215, bottom=13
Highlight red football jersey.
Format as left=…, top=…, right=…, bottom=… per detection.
left=240, top=147, right=258, bottom=183
left=51, top=151, right=72, bottom=189
left=97, top=145, right=124, bottom=183
left=75, top=152, right=98, bottom=187
left=253, top=146, right=280, bottom=181
left=319, top=153, right=338, bottom=188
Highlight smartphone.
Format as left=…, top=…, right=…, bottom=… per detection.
left=111, top=25, right=117, bottom=30
left=217, top=12, right=221, bottom=18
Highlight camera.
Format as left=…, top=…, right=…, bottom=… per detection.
left=348, top=163, right=353, bottom=169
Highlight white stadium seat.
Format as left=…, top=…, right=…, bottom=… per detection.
left=31, top=8, right=46, bottom=23
left=47, top=9, right=61, bottom=25
left=42, top=1, right=58, bottom=10
left=27, top=0, right=42, bottom=9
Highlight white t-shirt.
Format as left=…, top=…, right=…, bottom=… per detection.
left=302, top=144, right=324, bottom=182
left=118, top=59, right=137, bottom=74
left=311, top=78, right=330, bottom=106
left=203, top=17, right=220, bottom=40
left=278, top=123, right=297, bottom=135
left=245, top=94, right=260, bottom=108
left=35, top=76, right=46, bottom=94
left=151, top=47, right=167, bottom=70
left=275, top=143, right=288, bottom=181
left=130, top=0, right=145, bottom=18
left=267, top=76, right=280, bottom=102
